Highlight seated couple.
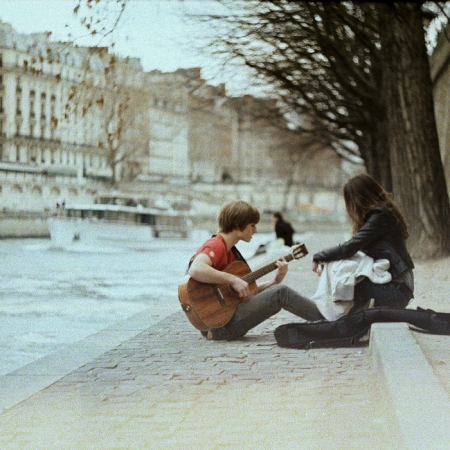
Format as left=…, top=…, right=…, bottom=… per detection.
left=187, top=174, right=414, bottom=341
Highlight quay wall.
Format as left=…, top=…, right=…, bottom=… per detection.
left=0, top=216, right=49, bottom=238
left=0, top=182, right=346, bottom=238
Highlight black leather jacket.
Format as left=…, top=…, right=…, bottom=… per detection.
left=313, top=207, right=414, bottom=285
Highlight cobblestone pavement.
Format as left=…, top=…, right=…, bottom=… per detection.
left=0, top=311, right=402, bottom=450
left=1, top=230, right=450, bottom=449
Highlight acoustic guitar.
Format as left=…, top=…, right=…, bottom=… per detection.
left=178, top=243, right=308, bottom=331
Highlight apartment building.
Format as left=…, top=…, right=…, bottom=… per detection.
left=0, top=20, right=346, bottom=216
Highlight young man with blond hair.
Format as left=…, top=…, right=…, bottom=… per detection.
left=189, top=200, right=323, bottom=340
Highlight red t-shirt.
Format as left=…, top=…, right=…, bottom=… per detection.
left=194, top=234, right=237, bottom=271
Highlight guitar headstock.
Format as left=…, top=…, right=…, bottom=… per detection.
left=291, top=243, right=308, bottom=260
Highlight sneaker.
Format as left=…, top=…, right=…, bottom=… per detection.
left=200, top=330, right=215, bottom=340
left=200, top=330, right=216, bottom=340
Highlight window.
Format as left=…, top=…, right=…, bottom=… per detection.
left=16, top=80, right=21, bottom=115
left=40, top=94, right=46, bottom=120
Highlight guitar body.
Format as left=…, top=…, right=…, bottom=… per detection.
left=178, top=261, right=258, bottom=331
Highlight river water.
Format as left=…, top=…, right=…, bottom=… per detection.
left=0, top=231, right=276, bottom=376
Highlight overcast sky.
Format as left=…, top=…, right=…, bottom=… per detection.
left=0, top=0, right=252, bottom=95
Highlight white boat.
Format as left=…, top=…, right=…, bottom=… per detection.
left=47, top=202, right=190, bottom=249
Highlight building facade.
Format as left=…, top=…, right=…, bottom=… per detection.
left=0, top=20, right=346, bottom=219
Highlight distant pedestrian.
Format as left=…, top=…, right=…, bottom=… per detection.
left=272, top=211, right=295, bottom=247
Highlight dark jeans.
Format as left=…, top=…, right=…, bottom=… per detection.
left=353, top=277, right=411, bottom=309
left=210, top=285, right=324, bottom=341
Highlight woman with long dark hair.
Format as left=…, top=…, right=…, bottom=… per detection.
left=312, top=173, right=414, bottom=309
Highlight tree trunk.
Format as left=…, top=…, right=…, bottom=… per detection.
left=377, top=3, right=450, bottom=260
left=357, top=106, right=392, bottom=191
left=374, top=120, right=392, bottom=193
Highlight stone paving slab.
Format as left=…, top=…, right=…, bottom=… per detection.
left=414, top=332, right=450, bottom=396
left=371, top=323, right=450, bottom=450
left=0, top=309, right=163, bottom=413
left=0, top=311, right=402, bottom=450
left=1, top=308, right=450, bottom=449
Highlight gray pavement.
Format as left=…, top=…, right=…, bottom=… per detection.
left=1, top=231, right=450, bottom=449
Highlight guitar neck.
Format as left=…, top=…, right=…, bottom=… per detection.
left=241, top=253, right=295, bottom=284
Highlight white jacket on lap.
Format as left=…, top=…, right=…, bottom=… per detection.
left=311, top=251, right=391, bottom=320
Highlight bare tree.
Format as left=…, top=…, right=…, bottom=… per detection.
left=94, top=85, right=150, bottom=185
left=20, top=0, right=149, bottom=188
left=190, top=2, right=387, bottom=182
left=189, top=0, right=450, bottom=259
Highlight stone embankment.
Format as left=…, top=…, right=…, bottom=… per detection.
left=0, top=180, right=345, bottom=238
left=0, top=211, right=50, bottom=238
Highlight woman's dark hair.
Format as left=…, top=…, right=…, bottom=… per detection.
left=343, top=173, right=409, bottom=239
left=218, top=200, right=260, bottom=233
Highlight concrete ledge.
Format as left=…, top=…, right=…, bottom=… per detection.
left=0, top=308, right=163, bottom=413
left=371, top=322, right=450, bottom=450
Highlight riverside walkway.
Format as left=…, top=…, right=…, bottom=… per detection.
left=1, top=231, right=450, bottom=449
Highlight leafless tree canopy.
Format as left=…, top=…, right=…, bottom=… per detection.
left=189, top=3, right=388, bottom=178
left=187, top=0, right=450, bottom=258
left=189, top=1, right=448, bottom=186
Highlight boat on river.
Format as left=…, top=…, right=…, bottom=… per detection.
left=47, top=200, right=191, bottom=249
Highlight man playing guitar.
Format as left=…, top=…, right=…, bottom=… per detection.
left=187, top=200, right=324, bottom=340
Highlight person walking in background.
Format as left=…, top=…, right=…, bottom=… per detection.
left=187, top=200, right=324, bottom=340
left=312, top=173, right=414, bottom=310
left=272, top=211, right=295, bottom=247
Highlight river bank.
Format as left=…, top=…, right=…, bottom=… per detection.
left=0, top=211, right=347, bottom=239
left=0, top=212, right=50, bottom=238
